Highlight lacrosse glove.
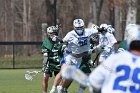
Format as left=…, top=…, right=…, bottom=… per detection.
left=42, top=64, right=49, bottom=73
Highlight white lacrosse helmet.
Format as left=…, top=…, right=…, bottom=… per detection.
left=73, top=19, right=85, bottom=35
left=100, top=24, right=115, bottom=33
left=47, top=26, right=57, bottom=38
left=100, top=24, right=108, bottom=30
left=47, top=26, right=53, bottom=33
left=91, top=24, right=99, bottom=30
left=73, top=19, right=84, bottom=27
left=47, top=26, right=58, bottom=33
left=125, top=24, right=140, bottom=49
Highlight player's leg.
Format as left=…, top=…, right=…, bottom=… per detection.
left=42, top=64, right=52, bottom=93
left=42, top=73, right=50, bottom=93
left=61, top=56, right=83, bottom=93
left=56, top=53, right=71, bottom=93
left=57, top=64, right=72, bottom=93
left=78, top=84, right=86, bottom=93
left=50, top=71, right=62, bottom=93
left=77, top=73, right=91, bottom=93
left=57, top=78, right=72, bottom=93
left=78, top=55, right=91, bottom=93
left=58, top=52, right=82, bottom=93
left=62, top=77, right=73, bottom=93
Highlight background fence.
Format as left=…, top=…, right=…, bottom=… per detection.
left=0, top=42, right=42, bottom=69
left=0, top=41, right=121, bottom=69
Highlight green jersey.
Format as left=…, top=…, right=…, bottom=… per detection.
left=42, top=37, right=65, bottom=72
left=118, top=40, right=127, bottom=50
left=80, top=55, right=91, bottom=74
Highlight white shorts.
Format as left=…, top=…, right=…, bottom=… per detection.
left=61, top=52, right=82, bottom=68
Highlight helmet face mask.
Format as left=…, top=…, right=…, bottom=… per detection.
left=73, top=19, right=85, bottom=36
left=47, top=26, right=58, bottom=39
left=75, top=27, right=84, bottom=36
left=47, top=32, right=57, bottom=39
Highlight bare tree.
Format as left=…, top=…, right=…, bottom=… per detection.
left=0, top=0, right=139, bottom=41
left=23, top=0, right=28, bottom=41
left=108, top=0, right=127, bottom=40
left=124, top=0, right=137, bottom=40
left=126, top=0, right=137, bottom=25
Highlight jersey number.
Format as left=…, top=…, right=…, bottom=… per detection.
left=78, top=39, right=87, bottom=46
left=113, top=65, right=140, bottom=93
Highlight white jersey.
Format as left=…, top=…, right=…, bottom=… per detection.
left=89, top=51, right=140, bottom=93
left=98, top=32, right=117, bottom=63
left=99, top=32, right=117, bottom=48
left=63, top=28, right=98, bottom=54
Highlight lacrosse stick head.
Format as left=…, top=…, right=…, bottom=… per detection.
left=25, top=73, right=33, bottom=80
left=24, top=71, right=41, bottom=81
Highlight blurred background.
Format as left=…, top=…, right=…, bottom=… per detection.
left=0, top=0, right=139, bottom=68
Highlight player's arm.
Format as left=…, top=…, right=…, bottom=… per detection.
left=108, top=33, right=117, bottom=47
left=62, top=31, right=73, bottom=45
left=89, top=24, right=99, bottom=35
left=41, top=42, right=49, bottom=72
left=88, top=37, right=104, bottom=54
left=42, top=52, right=49, bottom=72
left=102, top=33, right=117, bottom=52
left=88, top=54, right=114, bottom=91
left=88, top=65, right=106, bottom=92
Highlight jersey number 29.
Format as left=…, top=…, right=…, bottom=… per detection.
left=113, top=65, right=140, bottom=93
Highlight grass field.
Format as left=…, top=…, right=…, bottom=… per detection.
left=0, top=69, right=89, bottom=93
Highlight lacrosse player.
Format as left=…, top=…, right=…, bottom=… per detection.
left=89, top=24, right=140, bottom=93
left=56, top=19, right=99, bottom=93
left=41, top=25, right=65, bottom=93
left=97, top=24, right=117, bottom=63
left=77, top=55, right=92, bottom=93
left=77, top=34, right=99, bottom=93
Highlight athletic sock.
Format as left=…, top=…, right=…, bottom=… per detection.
left=78, top=87, right=84, bottom=93
left=42, top=91, right=47, bottom=93
left=63, top=88, right=68, bottom=93
left=57, top=85, right=63, bottom=93
left=49, top=86, right=56, bottom=93
left=78, top=86, right=85, bottom=93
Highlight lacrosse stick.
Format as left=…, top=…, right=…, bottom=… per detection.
left=25, top=70, right=42, bottom=81
left=61, top=66, right=93, bottom=93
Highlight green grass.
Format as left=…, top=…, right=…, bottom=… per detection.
left=0, top=54, right=42, bottom=68
left=0, top=53, right=98, bottom=68
left=0, top=69, right=89, bottom=93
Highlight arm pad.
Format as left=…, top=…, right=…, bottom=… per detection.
left=43, top=53, right=48, bottom=64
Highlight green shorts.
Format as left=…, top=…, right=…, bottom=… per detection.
left=44, top=62, right=61, bottom=77
left=80, top=55, right=91, bottom=73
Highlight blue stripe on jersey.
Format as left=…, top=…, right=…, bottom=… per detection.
left=132, top=57, right=137, bottom=63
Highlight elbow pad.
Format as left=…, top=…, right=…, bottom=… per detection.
left=43, top=53, right=48, bottom=64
